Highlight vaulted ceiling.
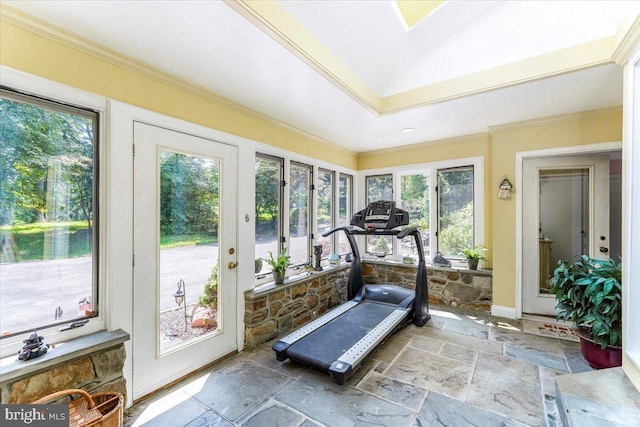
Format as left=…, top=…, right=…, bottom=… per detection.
left=3, top=1, right=637, bottom=153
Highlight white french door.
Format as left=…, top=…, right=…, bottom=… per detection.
left=522, top=155, right=610, bottom=315
left=132, top=122, right=238, bottom=398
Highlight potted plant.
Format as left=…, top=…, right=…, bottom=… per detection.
left=549, top=255, right=622, bottom=369
left=461, top=245, right=486, bottom=270
left=265, top=249, right=292, bottom=284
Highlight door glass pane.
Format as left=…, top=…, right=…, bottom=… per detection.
left=317, top=169, right=333, bottom=258
left=338, top=174, right=352, bottom=255
left=289, top=162, right=311, bottom=267
left=159, top=150, right=220, bottom=353
left=0, top=93, right=97, bottom=338
left=400, top=173, right=430, bottom=260
left=254, top=155, right=282, bottom=275
left=438, top=167, right=474, bottom=257
left=539, top=168, right=589, bottom=294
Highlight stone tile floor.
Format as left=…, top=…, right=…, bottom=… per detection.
left=124, top=306, right=594, bottom=427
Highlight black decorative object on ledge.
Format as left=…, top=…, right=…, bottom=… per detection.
left=431, top=252, right=452, bottom=268
left=314, top=245, right=323, bottom=271
left=18, top=330, right=50, bottom=361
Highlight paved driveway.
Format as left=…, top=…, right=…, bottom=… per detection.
left=0, top=244, right=219, bottom=335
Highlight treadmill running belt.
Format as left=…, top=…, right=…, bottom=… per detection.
left=285, top=301, right=397, bottom=372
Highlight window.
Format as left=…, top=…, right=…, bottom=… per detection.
left=399, top=173, right=430, bottom=259
left=366, top=174, right=393, bottom=255
left=254, top=154, right=283, bottom=275
left=338, top=174, right=353, bottom=255
left=316, top=169, right=334, bottom=258
left=255, top=154, right=353, bottom=283
left=365, top=160, right=481, bottom=263
left=289, top=162, right=312, bottom=267
left=0, top=89, right=99, bottom=337
left=437, top=167, right=474, bottom=257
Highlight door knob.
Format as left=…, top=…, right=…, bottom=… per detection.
left=599, top=247, right=609, bottom=253
left=228, top=261, right=238, bottom=269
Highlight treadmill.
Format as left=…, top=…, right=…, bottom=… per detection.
left=273, top=200, right=430, bottom=384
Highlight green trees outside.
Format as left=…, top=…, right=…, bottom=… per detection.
left=1, top=97, right=94, bottom=228
left=438, top=168, right=474, bottom=257
left=254, top=156, right=280, bottom=237
left=366, top=174, right=393, bottom=202
left=1, top=96, right=96, bottom=262
left=159, top=151, right=219, bottom=242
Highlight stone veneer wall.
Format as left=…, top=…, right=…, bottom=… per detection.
left=0, top=330, right=128, bottom=404
left=244, top=267, right=349, bottom=349
left=362, top=261, right=492, bottom=311
left=244, top=262, right=492, bottom=349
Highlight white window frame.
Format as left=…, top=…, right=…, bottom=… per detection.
left=253, top=144, right=356, bottom=286
left=0, top=66, right=107, bottom=358
left=359, top=156, right=484, bottom=267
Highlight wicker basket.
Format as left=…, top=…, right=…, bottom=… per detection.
left=33, top=388, right=123, bottom=427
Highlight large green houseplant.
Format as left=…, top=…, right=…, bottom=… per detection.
left=549, top=255, right=622, bottom=368
left=265, top=249, right=292, bottom=284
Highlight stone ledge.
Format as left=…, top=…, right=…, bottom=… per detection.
left=361, top=259, right=493, bottom=276
left=247, top=265, right=350, bottom=299
left=0, top=329, right=130, bottom=384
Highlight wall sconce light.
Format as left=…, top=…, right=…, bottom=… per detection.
left=173, top=279, right=188, bottom=331
left=498, top=175, right=513, bottom=200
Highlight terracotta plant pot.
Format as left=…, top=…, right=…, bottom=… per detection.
left=576, top=329, right=622, bottom=369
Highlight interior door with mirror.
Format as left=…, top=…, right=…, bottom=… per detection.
left=132, top=122, right=238, bottom=399
left=522, top=155, right=610, bottom=316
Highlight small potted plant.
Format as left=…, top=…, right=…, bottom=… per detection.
left=549, top=255, right=622, bottom=369
left=265, top=249, right=292, bottom=284
left=461, top=245, right=486, bottom=270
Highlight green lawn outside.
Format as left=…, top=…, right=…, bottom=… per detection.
left=1, top=222, right=217, bottom=262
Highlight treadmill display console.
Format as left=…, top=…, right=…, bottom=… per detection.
left=351, top=200, right=409, bottom=230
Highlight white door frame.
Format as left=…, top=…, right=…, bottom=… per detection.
left=108, top=101, right=257, bottom=406
left=515, top=141, right=622, bottom=318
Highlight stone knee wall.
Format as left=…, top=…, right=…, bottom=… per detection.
left=1, top=343, right=127, bottom=404
left=363, top=261, right=492, bottom=311
left=244, top=268, right=349, bottom=349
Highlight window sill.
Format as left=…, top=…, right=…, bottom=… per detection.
left=0, top=329, right=129, bottom=384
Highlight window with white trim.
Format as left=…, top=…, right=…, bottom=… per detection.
left=254, top=153, right=353, bottom=283
left=0, top=88, right=99, bottom=338
left=337, top=173, right=353, bottom=255
left=254, top=154, right=283, bottom=275
left=366, top=174, right=394, bottom=255
left=289, top=162, right=313, bottom=267
left=316, top=168, right=334, bottom=258
left=364, top=159, right=482, bottom=263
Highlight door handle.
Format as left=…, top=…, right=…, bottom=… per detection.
left=228, top=261, right=238, bottom=269
left=599, top=247, right=609, bottom=253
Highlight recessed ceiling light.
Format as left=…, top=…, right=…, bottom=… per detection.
left=402, top=128, right=415, bottom=133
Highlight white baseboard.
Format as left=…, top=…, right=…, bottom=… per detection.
left=491, top=305, right=517, bottom=319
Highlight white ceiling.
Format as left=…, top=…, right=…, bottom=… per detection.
left=3, top=1, right=634, bottom=153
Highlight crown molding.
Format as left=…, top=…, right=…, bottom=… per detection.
left=488, top=106, right=622, bottom=134
left=0, top=3, right=354, bottom=155
left=382, top=37, right=616, bottom=114
left=358, top=132, right=489, bottom=158
left=613, top=7, right=640, bottom=65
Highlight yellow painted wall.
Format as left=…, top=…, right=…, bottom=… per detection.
left=358, top=133, right=494, bottom=267
left=0, top=20, right=358, bottom=169
left=490, top=108, right=623, bottom=308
